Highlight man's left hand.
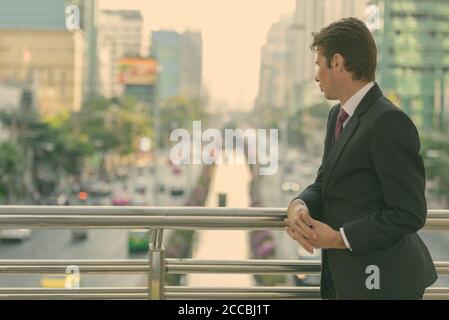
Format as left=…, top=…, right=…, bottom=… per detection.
left=285, top=212, right=347, bottom=250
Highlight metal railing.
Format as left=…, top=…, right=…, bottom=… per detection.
left=0, top=206, right=449, bottom=300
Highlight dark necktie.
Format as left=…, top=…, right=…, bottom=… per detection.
left=335, top=108, right=349, bottom=140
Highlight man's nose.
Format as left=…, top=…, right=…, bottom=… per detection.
left=314, top=73, right=319, bottom=83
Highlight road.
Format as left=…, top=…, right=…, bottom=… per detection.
left=187, top=149, right=253, bottom=287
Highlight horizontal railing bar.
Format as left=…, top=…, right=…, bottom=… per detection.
left=1, top=287, right=449, bottom=300
left=0, top=207, right=447, bottom=230
left=423, top=219, right=449, bottom=231
left=0, top=266, right=149, bottom=274
left=0, top=287, right=147, bottom=294
left=0, top=259, right=149, bottom=274
left=164, top=287, right=449, bottom=300
left=166, top=259, right=321, bottom=274
left=0, top=259, right=146, bottom=266
left=166, top=286, right=320, bottom=293
left=172, top=287, right=449, bottom=300
left=0, top=215, right=447, bottom=230
left=0, top=294, right=146, bottom=300
left=0, top=260, right=448, bottom=275
left=0, top=288, right=147, bottom=299
left=164, top=293, right=320, bottom=299
left=0, top=206, right=288, bottom=216
left=1, top=206, right=447, bottom=217
left=0, top=215, right=284, bottom=230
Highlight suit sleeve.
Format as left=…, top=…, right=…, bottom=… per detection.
left=290, top=105, right=337, bottom=220
left=342, top=110, right=427, bottom=255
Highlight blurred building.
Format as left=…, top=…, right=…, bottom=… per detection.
left=255, top=15, right=293, bottom=111
left=98, top=10, right=144, bottom=98
left=0, top=0, right=84, bottom=117
left=373, top=0, right=449, bottom=131
left=0, top=0, right=66, bottom=30
left=0, top=30, right=84, bottom=117
left=150, top=31, right=181, bottom=102
left=150, top=30, right=203, bottom=103
left=179, top=31, right=203, bottom=101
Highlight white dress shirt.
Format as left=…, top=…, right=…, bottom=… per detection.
left=338, top=82, right=375, bottom=251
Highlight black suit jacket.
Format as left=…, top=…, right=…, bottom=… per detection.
left=293, top=83, right=437, bottom=299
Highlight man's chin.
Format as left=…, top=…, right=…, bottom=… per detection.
left=323, top=92, right=337, bottom=100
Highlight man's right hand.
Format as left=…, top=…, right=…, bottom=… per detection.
left=284, top=199, right=316, bottom=253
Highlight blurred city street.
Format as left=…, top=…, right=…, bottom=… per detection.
left=0, top=150, right=203, bottom=288
left=187, top=149, right=252, bottom=287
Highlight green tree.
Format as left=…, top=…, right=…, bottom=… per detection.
left=0, top=142, right=24, bottom=203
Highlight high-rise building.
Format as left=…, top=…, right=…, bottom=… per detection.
left=0, top=0, right=66, bottom=30
left=255, top=15, right=293, bottom=110
left=0, top=0, right=84, bottom=117
left=180, top=31, right=203, bottom=101
left=150, top=30, right=203, bottom=103
left=373, top=0, right=449, bottom=131
left=151, top=31, right=181, bottom=103
left=98, top=10, right=143, bottom=97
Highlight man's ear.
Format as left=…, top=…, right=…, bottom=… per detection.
left=333, top=53, right=345, bottom=72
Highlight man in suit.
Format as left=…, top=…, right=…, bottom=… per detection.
left=284, top=17, right=437, bottom=300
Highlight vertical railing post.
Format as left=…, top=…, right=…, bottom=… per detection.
left=148, top=228, right=165, bottom=300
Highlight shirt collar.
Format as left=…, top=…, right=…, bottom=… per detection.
left=341, top=82, right=375, bottom=117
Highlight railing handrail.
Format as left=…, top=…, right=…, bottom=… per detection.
left=0, top=206, right=448, bottom=230
left=1, top=259, right=449, bottom=275
left=0, top=287, right=448, bottom=300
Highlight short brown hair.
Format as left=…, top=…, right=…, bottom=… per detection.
left=311, top=17, right=377, bottom=82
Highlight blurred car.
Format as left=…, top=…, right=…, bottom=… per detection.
left=128, top=229, right=149, bottom=252
left=171, top=165, right=182, bottom=175
left=156, top=184, right=165, bottom=193
left=134, top=184, right=147, bottom=195
left=72, top=229, right=88, bottom=241
left=170, top=187, right=184, bottom=197
left=0, top=229, right=32, bottom=241
left=112, top=195, right=129, bottom=206
left=88, top=183, right=112, bottom=206
left=40, top=273, right=82, bottom=289
left=281, top=181, right=300, bottom=193
left=294, top=246, right=321, bottom=287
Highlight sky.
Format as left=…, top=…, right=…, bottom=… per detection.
left=99, top=0, right=296, bottom=111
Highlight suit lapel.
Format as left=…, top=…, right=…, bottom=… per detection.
left=322, top=83, right=383, bottom=191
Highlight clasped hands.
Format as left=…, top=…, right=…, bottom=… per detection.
left=284, top=199, right=346, bottom=253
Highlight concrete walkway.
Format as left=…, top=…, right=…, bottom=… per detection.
left=186, top=150, right=252, bottom=287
